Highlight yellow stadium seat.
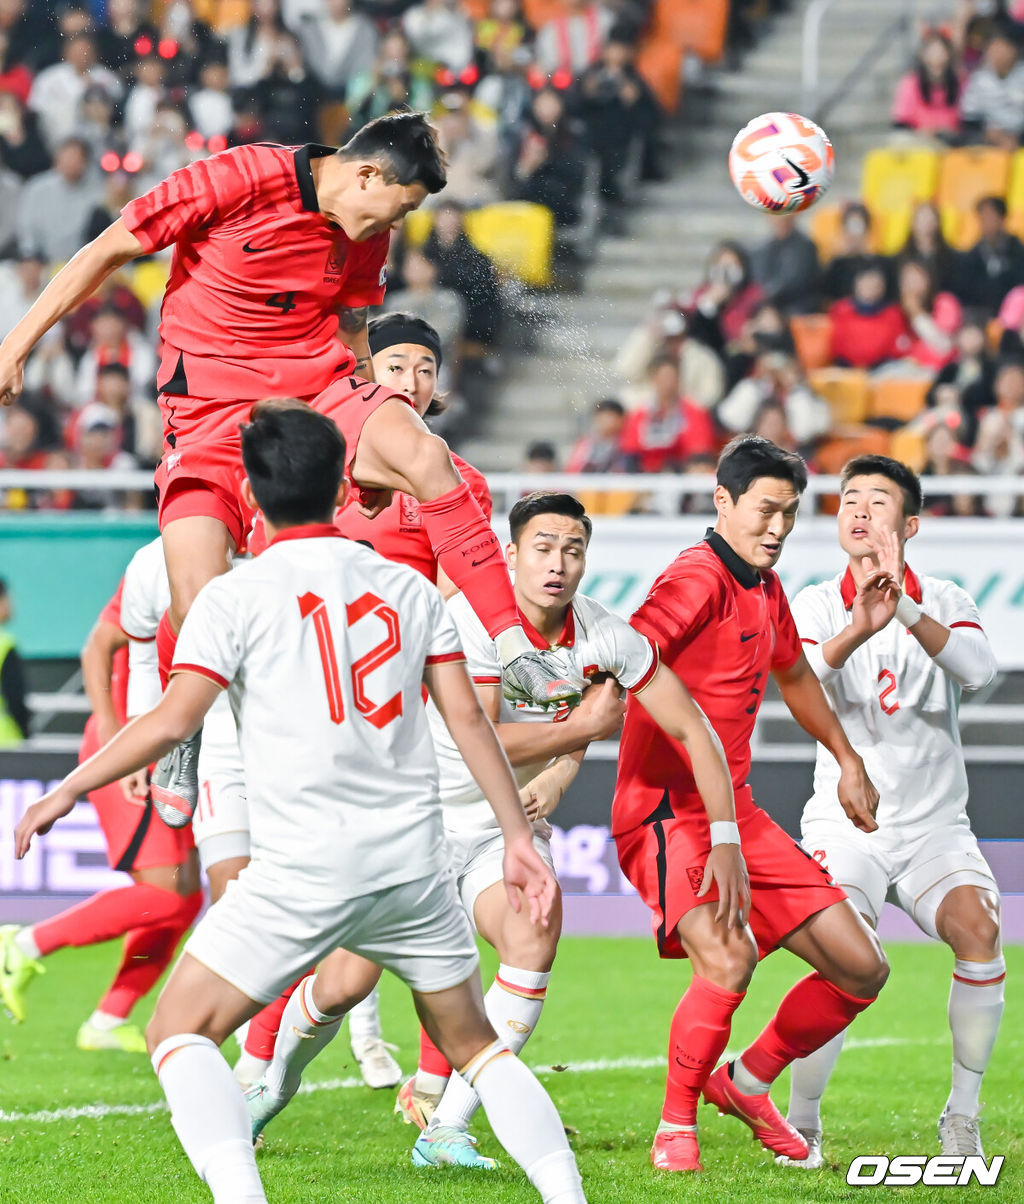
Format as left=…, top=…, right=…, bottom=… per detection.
left=1006, top=148, right=1024, bottom=212
left=876, top=207, right=915, bottom=255
left=868, top=376, right=930, bottom=423
left=790, top=313, right=833, bottom=371
left=937, top=147, right=1011, bottom=249
left=1006, top=209, right=1024, bottom=244
left=808, top=367, right=872, bottom=425
left=889, top=426, right=929, bottom=471
left=128, top=259, right=170, bottom=310
left=861, top=147, right=941, bottom=220
left=464, top=202, right=555, bottom=287
left=402, top=209, right=434, bottom=247
left=809, top=204, right=843, bottom=260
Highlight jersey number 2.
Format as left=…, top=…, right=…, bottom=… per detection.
left=298, top=591, right=403, bottom=729
left=877, top=668, right=900, bottom=715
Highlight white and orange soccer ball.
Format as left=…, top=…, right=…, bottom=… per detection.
left=728, top=112, right=835, bottom=214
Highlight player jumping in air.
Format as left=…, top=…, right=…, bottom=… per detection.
left=15, top=404, right=588, bottom=1204
left=778, top=455, right=1002, bottom=1166
left=0, top=565, right=199, bottom=1044
left=0, top=112, right=580, bottom=828
left=613, top=435, right=890, bottom=1173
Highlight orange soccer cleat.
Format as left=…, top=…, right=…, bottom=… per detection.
left=702, top=1064, right=810, bottom=1160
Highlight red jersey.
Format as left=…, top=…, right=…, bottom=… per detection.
left=620, top=399, right=716, bottom=474
left=335, top=453, right=491, bottom=582
left=121, top=143, right=390, bottom=436
left=82, top=579, right=129, bottom=747
left=611, top=531, right=802, bottom=835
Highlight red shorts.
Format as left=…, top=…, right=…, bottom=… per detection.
left=615, top=804, right=846, bottom=960
left=81, top=725, right=194, bottom=872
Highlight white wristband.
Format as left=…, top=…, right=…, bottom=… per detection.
left=710, top=821, right=740, bottom=847
left=895, top=595, right=923, bottom=628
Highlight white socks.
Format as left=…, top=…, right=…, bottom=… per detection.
left=14, top=927, right=41, bottom=960
left=729, top=1056, right=772, bottom=1097
left=347, top=986, right=382, bottom=1043
left=462, top=1040, right=585, bottom=1203
left=264, top=974, right=344, bottom=1101
left=946, top=956, right=1005, bottom=1117
left=152, top=1033, right=266, bottom=1203
left=431, top=964, right=550, bottom=1131
left=787, top=1031, right=847, bottom=1131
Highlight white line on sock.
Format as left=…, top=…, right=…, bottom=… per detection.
left=0, top=1038, right=940, bottom=1125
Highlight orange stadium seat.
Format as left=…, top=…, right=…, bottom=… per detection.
left=868, top=376, right=930, bottom=424
left=652, top=0, right=729, bottom=61
left=937, top=147, right=1011, bottom=249
left=575, top=489, right=643, bottom=516
left=790, top=314, right=834, bottom=371
left=808, top=367, right=872, bottom=425
left=814, top=430, right=892, bottom=510
left=860, top=147, right=941, bottom=251
left=636, top=37, right=684, bottom=113
left=523, top=0, right=572, bottom=28
left=889, top=426, right=929, bottom=471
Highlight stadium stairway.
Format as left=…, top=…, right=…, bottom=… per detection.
left=460, top=0, right=914, bottom=470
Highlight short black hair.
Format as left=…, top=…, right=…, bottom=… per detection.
left=716, top=435, right=808, bottom=502
left=525, top=440, right=557, bottom=463
left=339, top=112, right=446, bottom=194
left=594, top=398, right=625, bottom=416
left=96, top=362, right=130, bottom=380
left=509, top=491, right=593, bottom=545
left=977, top=194, right=1007, bottom=219
left=240, top=401, right=346, bottom=526
left=841, top=454, right=922, bottom=517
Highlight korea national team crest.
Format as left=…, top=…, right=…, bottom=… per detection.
left=398, top=493, right=422, bottom=531
left=324, top=246, right=343, bottom=279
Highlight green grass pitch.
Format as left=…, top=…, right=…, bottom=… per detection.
left=0, top=938, right=1019, bottom=1202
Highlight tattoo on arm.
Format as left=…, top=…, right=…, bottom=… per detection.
left=354, top=356, right=372, bottom=375
left=337, top=305, right=368, bottom=334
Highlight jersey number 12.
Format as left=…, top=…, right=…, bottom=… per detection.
left=298, top=591, right=403, bottom=729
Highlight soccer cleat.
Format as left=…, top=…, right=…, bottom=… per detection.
left=651, top=1128, right=703, bottom=1172
left=244, top=1079, right=289, bottom=1142
left=501, top=651, right=582, bottom=710
left=351, top=1036, right=402, bottom=1089
left=0, top=925, right=45, bottom=1023
left=76, top=1020, right=148, bottom=1054
left=394, top=1076, right=441, bottom=1130
left=233, top=1051, right=272, bottom=1091
left=150, top=729, right=202, bottom=828
left=775, top=1127, right=824, bottom=1169
left=411, top=1124, right=498, bottom=1170
left=702, top=1063, right=809, bottom=1160
left=938, top=1109, right=984, bottom=1157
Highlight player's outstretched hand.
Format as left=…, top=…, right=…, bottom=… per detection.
left=0, top=348, right=24, bottom=407
left=14, top=786, right=77, bottom=859
left=574, top=676, right=626, bottom=741
left=837, top=757, right=879, bottom=833
left=502, top=834, right=557, bottom=927
left=698, top=844, right=751, bottom=931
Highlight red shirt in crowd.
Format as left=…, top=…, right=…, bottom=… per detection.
left=620, top=398, right=716, bottom=473
left=829, top=298, right=910, bottom=369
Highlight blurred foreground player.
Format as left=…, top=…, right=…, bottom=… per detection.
left=0, top=575, right=199, bottom=1043
left=15, top=404, right=587, bottom=1204
left=780, top=456, right=1002, bottom=1166
left=613, top=436, right=890, bottom=1173
left=0, top=112, right=579, bottom=829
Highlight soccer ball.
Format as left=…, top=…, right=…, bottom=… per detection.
left=728, top=112, right=835, bottom=214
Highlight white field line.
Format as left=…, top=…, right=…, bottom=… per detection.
left=0, top=1037, right=941, bottom=1125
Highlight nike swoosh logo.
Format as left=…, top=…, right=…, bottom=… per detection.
left=242, top=241, right=273, bottom=253
left=782, top=156, right=810, bottom=188
left=471, top=555, right=497, bottom=567
left=740, top=632, right=758, bottom=642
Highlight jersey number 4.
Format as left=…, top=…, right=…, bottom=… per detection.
left=298, top=591, right=403, bottom=729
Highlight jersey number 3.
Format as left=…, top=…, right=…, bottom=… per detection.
left=877, top=668, right=900, bottom=715
left=298, top=591, right=403, bottom=729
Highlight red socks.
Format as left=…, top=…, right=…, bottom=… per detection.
left=419, top=482, right=519, bottom=640
left=99, top=891, right=202, bottom=1018
left=33, top=882, right=196, bottom=956
left=663, top=975, right=745, bottom=1125
left=245, top=976, right=303, bottom=1061
left=156, top=610, right=178, bottom=691
left=739, top=972, right=876, bottom=1085
left=418, top=1027, right=453, bottom=1079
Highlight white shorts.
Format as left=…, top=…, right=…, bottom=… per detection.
left=194, top=696, right=249, bottom=871
left=185, top=861, right=479, bottom=1003
left=446, top=820, right=555, bottom=930
left=801, top=821, right=999, bottom=941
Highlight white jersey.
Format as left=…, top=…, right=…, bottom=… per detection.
left=173, top=527, right=464, bottom=897
left=429, top=591, right=658, bottom=832
left=792, top=565, right=988, bottom=837
left=120, top=536, right=171, bottom=718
